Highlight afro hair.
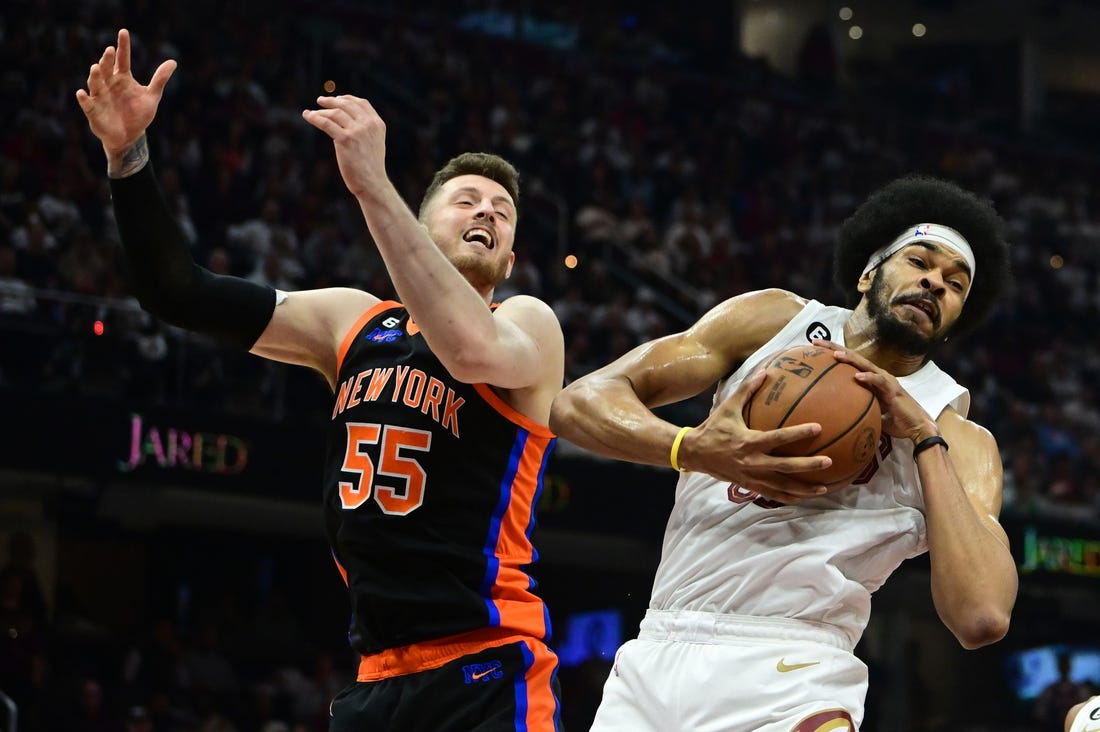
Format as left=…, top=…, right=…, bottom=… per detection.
left=834, top=175, right=1011, bottom=340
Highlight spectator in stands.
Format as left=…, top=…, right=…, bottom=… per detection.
left=1036, top=654, right=1097, bottom=732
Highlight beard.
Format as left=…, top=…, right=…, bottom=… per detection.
left=449, top=251, right=510, bottom=292
left=865, top=268, right=949, bottom=357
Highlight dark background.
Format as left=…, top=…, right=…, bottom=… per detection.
left=2, top=1, right=1100, bottom=730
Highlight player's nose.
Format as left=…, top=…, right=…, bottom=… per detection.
left=472, top=200, right=496, bottom=220
left=919, top=272, right=946, bottom=296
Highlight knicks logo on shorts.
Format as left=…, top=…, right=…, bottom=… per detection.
left=462, top=660, right=504, bottom=684
left=790, top=709, right=855, bottom=731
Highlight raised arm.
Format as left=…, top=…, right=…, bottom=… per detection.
left=77, top=29, right=377, bottom=385
left=301, top=95, right=561, bottom=394
left=75, top=28, right=176, bottom=176
left=550, top=289, right=836, bottom=503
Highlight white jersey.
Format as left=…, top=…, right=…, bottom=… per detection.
left=648, top=299, right=969, bottom=649
left=1069, top=696, right=1100, bottom=732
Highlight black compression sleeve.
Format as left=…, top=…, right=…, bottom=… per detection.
left=109, top=163, right=276, bottom=351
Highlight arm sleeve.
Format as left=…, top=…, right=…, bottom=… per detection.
left=109, top=163, right=277, bottom=351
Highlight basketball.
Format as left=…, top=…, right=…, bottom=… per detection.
left=743, top=345, right=882, bottom=489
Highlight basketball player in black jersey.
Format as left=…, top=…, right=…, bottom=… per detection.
left=78, top=29, right=565, bottom=731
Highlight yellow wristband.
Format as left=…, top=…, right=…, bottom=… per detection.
left=670, top=426, right=693, bottom=472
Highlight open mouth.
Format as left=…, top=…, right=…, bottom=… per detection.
left=900, top=297, right=938, bottom=324
left=463, top=227, right=495, bottom=250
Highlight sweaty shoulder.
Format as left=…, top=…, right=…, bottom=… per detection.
left=938, top=405, right=996, bottom=447
left=691, top=288, right=808, bottom=363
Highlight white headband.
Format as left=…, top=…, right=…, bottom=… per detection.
left=861, top=223, right=976, bottom=294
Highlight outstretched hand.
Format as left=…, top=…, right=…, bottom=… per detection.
left=302, top=95, right=389, bottom=201
left=75, top=29, right=177, bottom=158
left=683, top=368, right=834, bottom=504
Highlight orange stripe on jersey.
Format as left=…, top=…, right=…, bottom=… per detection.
left=489, top=432, right=553, bottom=637
left=518, top=639, right=562, bottom=732
left=356, top=627, right=532, bottom=681
left=332, top=552, right=349, bottom=586
left=335, top=300, right=401, bottom=375
left=473, top=383, right=555, bottom=438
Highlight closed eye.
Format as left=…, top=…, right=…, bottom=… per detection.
left=495, top=210, right=510, bottom=221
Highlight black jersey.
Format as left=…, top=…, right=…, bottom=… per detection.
left=323, top=301, right=556, bottom=657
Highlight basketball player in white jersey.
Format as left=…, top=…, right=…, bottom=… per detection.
left=550, top=176, right=1018, bottom=730
left=1068, top=696, right=1100, bottom=732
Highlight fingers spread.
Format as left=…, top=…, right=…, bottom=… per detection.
left=87, top=64, right=105, bottom=95
left=148, top=59, right=178, bottom=96
left=116, top=29, right=131, bottom=74
left=102, top=47, right=116, bottom=76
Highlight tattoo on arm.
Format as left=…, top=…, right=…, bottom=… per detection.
left=108, top=134, right=150, bottom=179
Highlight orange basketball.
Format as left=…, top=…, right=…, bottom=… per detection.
left=743, top=345, right=881, bottom=490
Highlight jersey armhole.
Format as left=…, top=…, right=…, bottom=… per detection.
left=335, top=300, right=402, bottom=376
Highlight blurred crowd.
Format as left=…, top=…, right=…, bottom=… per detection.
left=2, top=0, right=1100, bottom=728
left=3, top=4, right=1099, bottom=510
left=0, top=528, right=359, bottom=732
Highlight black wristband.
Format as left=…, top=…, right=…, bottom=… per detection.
left=912, top=435, right=948, bottom=460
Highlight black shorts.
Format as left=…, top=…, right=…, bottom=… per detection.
left=329, top=638, right=563, bottom=732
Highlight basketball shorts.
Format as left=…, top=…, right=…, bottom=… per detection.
left=1068, top=696, right=1100, bottom=732
left=329, top=637, right=563, bottom=732
left=590, top=609, right=866, bottom=732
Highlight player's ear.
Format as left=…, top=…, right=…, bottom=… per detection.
left=504, top=252, right=515, bottom=279
left=856, top=270, right=874, bottom=294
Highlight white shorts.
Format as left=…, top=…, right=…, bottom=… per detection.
left=590, top=609, right=867, bottom=732
left=1068, top=696, right=1100, bottom=732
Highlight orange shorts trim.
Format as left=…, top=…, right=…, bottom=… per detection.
left=357, top=627, right=537, bottom=681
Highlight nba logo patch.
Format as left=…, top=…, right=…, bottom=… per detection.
left=462, top=660, right=504, bottom=684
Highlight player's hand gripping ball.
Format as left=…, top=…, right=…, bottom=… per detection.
left=744, top=345, right=881, bottom=490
